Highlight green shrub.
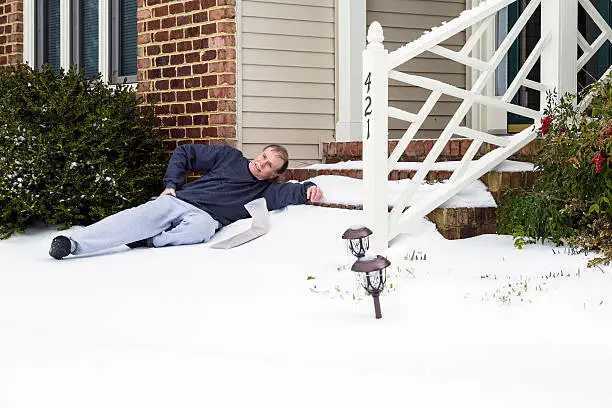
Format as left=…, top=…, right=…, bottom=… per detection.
left=0, top=64, right=167, bottom=238
left=497, top=77, right=612, bottom=266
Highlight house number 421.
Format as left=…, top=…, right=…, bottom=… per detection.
left=364, top=72, right=372, bottom=139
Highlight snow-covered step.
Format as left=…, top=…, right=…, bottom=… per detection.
left=300, top=175, right=498, bottom=240
left=282, top=159, right=538, bottom=201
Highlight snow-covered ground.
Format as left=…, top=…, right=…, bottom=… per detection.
left=1, top=204, right=611, bottom=408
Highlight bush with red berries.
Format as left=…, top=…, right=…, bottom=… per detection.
left=498, top=77, right=611, bottom=266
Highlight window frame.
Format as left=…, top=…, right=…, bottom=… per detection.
left=29, top=0, right=136, bottom=85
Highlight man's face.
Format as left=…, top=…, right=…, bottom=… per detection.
left=249, top=148, right=286, bottom=180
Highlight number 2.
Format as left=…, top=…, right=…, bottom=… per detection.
left=364, top=96, right=372, bottom=117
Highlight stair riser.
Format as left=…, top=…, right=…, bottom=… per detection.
left=427, top=207, right=497, bottom=239
left=307, top=203, right=497, bottom=240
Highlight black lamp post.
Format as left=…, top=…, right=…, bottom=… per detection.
left=341, top=225, right=373, bottom=258
left=351, top=255, right=390, bottom=319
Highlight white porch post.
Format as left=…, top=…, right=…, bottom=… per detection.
left=335, top=0, right=366, bottom=142
left=60, top=0, right=71, bottom=70
left=540, top=0, right=578, bottom=110
left=362, top=22, right=389, bottom=252
left=23, top=0, right=35, bottom=67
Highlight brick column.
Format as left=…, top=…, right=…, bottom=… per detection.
left=0, top=0, right=24, bottom=66
left=138, top=0, right=237, bottom=151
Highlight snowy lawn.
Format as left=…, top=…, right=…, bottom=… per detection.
left=1, top=205, right=611, bottom=408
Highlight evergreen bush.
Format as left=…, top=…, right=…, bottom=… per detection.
left=0, top=64, right=167, bottom=238
left=497, top=77, right=612, bottom=266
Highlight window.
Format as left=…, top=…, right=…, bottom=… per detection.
left=578, top=0, right=612, bottom=90
left=112, top=0, right=137, bottom=83
left=495, top=7, right=509, bottom=97
left=73, top=0, right=99, bottom=78
left=33, top=0, right=137, bottom=84
left=36, top=0, right=61, bottom=71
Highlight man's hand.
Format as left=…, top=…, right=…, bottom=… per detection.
left=160, top=188, right=176, bottom=197
left=306, top=186, right=323, bottom=203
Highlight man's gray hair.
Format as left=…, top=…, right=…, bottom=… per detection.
left=264, top=144, right=289, bottom=174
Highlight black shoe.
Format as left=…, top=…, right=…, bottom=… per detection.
left=49, top=235, right=73, bottom=259
left=126, top=237, right=153, bottom=249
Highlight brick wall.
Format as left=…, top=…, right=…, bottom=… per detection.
left=137, top=0, right=237, bottom=151
left=0, top=0, right=23, bottom=66
left=323, top=139, right=543, bottom=163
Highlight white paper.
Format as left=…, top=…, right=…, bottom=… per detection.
left=210, top=197, right=270, bottom=249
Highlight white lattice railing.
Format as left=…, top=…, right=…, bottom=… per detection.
left=578, top=0, right=612, bottom=71
left=362, top=0, right=612, bottom=252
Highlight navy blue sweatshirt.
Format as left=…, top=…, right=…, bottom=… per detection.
left=163, top=144, right=316, bottom=226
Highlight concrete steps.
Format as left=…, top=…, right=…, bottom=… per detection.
left=287, top=139, right=541, bottom=240
left=279, top=163, right=537, bottom=202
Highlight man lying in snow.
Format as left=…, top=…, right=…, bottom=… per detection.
left=48, top=144, right=323, bottom=259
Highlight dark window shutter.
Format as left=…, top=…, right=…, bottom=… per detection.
left=120, top=0, right=136, bottom=76
left=44, top=0, right=61, bottom=71
left=80, top=0, right=99, bottom=78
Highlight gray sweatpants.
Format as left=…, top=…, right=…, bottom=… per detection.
left=71, top=195, right=220, bottom=255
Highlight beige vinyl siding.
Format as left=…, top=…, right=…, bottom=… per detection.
left=240, top=0, right=335, bottom=166
left=367, top=0, right=466, bottom=139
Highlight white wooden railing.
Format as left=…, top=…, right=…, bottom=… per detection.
left=362, top=0, right=612, bottom=252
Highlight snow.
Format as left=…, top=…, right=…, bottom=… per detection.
left=1, top=199, right=612, bottom=407
left=307, top=176, right=497, bottom=208
left=307, top=159, right=535, bottom=172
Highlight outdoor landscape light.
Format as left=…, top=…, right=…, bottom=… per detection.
left=341, top=225, right=373, bottom=258
left=351, top=254, right=390, bottom=319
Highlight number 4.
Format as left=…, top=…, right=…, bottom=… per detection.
left=364, top=72, right=372, bottom=93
